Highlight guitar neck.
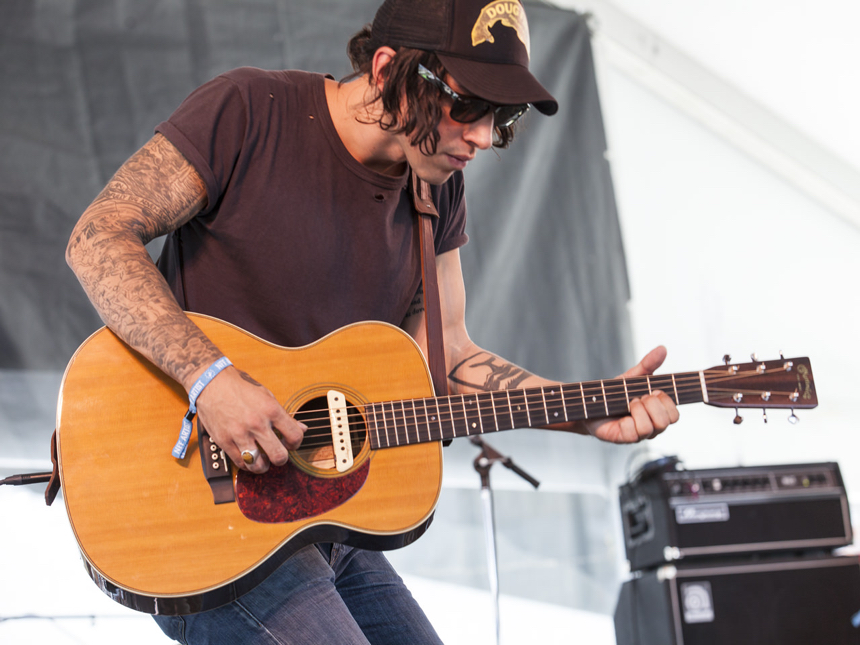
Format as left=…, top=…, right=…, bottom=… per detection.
left=366, top=372, right=705, bottom=448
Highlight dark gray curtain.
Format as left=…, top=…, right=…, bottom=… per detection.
left=463, top=5, right=631, bottom=383
left=0, top=0, right=630, bottom=379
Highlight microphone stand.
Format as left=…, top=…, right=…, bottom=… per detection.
left=471, top=436, right=540, bottom=645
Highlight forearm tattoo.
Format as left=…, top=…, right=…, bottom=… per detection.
left=448, top=351, right=535, bottom=392
left=238, top=371, right=263, bottom=387
left=67, top=134, right=216, bottom=388
left=405, top=285, right=425, bottom=320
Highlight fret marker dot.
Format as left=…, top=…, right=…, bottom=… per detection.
left=554, top=412, right=559, bottom=417
left=431, top=416, right=436, bottom=421
left=472, top=423, right=477, bottom=428
left=592, top=396, right=597, bottom=402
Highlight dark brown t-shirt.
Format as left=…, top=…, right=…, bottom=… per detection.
left=156, top=68, right=468, bottom=347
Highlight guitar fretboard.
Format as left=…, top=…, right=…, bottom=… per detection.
left=366, top=372, right=705, bottom=449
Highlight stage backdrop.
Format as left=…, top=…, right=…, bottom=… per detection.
left=0, top=0, right=633, bottom=615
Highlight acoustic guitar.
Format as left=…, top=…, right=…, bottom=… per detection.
left=56, top=313, right=817, bottom=614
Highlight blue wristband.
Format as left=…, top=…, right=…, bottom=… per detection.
left=172, top=357, right=233, bottom=459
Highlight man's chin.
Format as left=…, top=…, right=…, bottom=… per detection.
left=413, top=164, right=456, bottom=186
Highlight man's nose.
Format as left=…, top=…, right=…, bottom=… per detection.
left=463, top=112, right=494, bottom=150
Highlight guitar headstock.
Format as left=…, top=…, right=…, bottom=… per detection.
left=702, top=356, right=817, bottom=411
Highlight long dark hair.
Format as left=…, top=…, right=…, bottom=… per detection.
left=345, top=25, right=518, bottom=154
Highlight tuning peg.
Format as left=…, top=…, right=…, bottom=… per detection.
left=723, top=354, right=739, bottom=374
left=733, top=408, right=743, bottom=425
left=750, top=352, right=758, bottom=362
left=780, top=350, right=785, bottom=360
left=762, top=409, right=768, bottom=424
left=788, top=410, right=799, bottom=425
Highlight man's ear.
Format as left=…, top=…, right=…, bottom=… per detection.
left=371, top=46, right=397, bottom=92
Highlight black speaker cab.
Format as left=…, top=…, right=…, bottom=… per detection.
left=620, top=461, right=852, bottom=571
left=614, top=553, right=860, bottom=645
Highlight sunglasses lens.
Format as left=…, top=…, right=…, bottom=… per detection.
left=449, top=98, right=493, bottom=124
left=450, top=101, right=529, bottom=127
left=494, top=105, right=529, bottom=128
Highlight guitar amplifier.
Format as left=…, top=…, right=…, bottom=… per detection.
left=614, top=554, right=860, bottom=645
left=620, top=459, right=852, bottom=571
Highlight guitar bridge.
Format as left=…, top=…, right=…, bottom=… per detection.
left=197, top=423, right=235, bottom=505
left=327, top=390, right=354, bottom=472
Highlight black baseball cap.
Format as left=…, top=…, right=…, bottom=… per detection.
left=372, top=0, right=558, bottom=115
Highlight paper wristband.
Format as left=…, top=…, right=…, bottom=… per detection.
left=171, top=357, right=233, bottom=459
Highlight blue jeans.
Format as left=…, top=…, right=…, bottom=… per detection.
left=153, top=543, right=444, bottom=644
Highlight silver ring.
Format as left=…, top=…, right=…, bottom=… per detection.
left=241, top=448, right=260, bottom=465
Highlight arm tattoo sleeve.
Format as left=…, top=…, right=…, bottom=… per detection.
left=67, top=134, right=217, bottom=388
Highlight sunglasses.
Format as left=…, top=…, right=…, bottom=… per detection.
left=417, top=64, right=529, bottom=128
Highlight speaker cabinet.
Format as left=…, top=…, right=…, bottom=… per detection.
left=620, top=462, right=852, bottom=571
left=614, top=555, right=860, bottom=645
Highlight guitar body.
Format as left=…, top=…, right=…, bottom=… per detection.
left=57, top=314, right=442, bottom=614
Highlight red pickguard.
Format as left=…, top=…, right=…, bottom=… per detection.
left=235, top=459, right=371, bottom=523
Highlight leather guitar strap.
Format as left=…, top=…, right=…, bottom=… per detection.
left=44, top=429, right=60, bottom=506
left=410, top=170, right=448, bottom=397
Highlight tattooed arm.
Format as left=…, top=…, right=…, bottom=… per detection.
left=67, top=133, right=213, bottom=384
left=66, top=134, right=305, bottom=471
left=402, top=249, right=679, bottom=443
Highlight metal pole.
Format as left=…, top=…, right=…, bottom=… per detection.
left=471, top=437, right=540, bottom=645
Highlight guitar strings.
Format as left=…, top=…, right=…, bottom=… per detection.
left=288, top=367, right=788, bottom=429
left=295, top=372, right=782, bottom=432
left=292, top=385, right=784, bottom=440
left=292, top=374, right=706, bottom=433
left=283, top=367, right=796, bottom=451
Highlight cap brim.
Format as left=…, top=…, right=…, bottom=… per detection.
left=436, top=53, right=558, bottom=116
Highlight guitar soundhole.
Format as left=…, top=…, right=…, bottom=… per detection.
left=292, top=396, right=367, bottom=471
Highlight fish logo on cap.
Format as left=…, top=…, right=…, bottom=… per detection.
left=471, top=1, right=531, bottom=59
